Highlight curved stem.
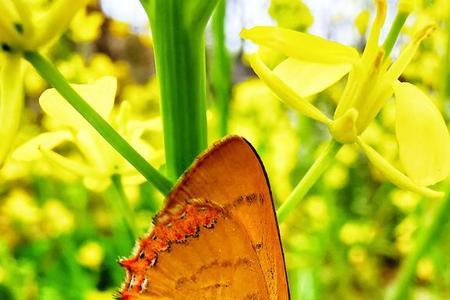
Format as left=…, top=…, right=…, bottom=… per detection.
left=386, top=191, right=450, bottom=300
left=24, top=51, right=173, bottom=196
left=277, top=139, right=342, bottom=223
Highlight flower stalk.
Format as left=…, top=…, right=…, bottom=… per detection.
left=24, top=51, right=173, bottom=196
left=211, top=0, right=232, bottom=137
left=110, top=174, right=138, bottom=241
left=140, top=0, right=219, bottom=179
left=442, top=8, right=450, bottom=111
left=277, top=140, right=342, bottom=223
left=387, top=9, right=450, bottom=298
left=382, top=5, right=411, bottom=58
left=386, top=191, right=450, bottom=300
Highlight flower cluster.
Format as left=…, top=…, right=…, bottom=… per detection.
left=242, top=0, right=450, bottom=198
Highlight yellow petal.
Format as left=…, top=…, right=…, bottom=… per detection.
left=385, top=24, right=436, bottom=83
left=40, top=148, right=99, bottom=177
left=12, top=131, right=72, bottom=161
left=122, top=173, right=146, bottom=186
left=0, top=54, right=24, bottom=165
left=241, top=26, right=359, bottom=64
left=354, top=10, right=370, bottom=35
left=248, top=54, right=332, bottom=124
left=11, top=0, right=34, bottom=41
left=0, top=1, right=23, bottom=46
left=357, top=138, right=443, bottom=199
left=32, top=0, right=88, bottom=48
left=329, top=108, right=358, bottom=144
left=394, top=82, right=450, bottom=186
left=75, top=130, right=112, bottom=173
left=39, top=76, right=117, bottom=129
left=273, top=58, right=351, bottom=97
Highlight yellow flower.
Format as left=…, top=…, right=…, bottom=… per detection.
left=355, top=10, right=370, bottom=35
left=0, top=0, right=88, bottom=166
left=241, top=0, right=450, bottom=198
left=0, top=53, right=24, bottom=165
left=69, top=7, right=104, bottom=43
left=339, top=222, right=376, bottom=245
left=268, top=0, right=313, bottom=31
left=77, top=241, right=104, bottom=269
left=42, top=199, right=75, bottom=237
left=13, top=77, right=164, bottom=191
left=2, top=188, right=40, bottom=225
left=0, top=0, right=88, bottom=51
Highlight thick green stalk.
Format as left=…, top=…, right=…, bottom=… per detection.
left=140, top=0, right=219, bottom=179
left=24, top=51, right=173, bottom=196
left=277, top=140, right=341, bottom=223
left=211, top=0, right=232, bottom=137
left=386, top=191, right=450, bottom=300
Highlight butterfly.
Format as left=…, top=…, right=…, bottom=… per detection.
left=119, top=136, right=290, bottom=299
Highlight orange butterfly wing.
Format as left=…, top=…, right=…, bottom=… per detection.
left=120, top=136, right=289, bottom=299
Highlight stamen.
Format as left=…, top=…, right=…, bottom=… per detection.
left=384, top=24, right=436, bottom=82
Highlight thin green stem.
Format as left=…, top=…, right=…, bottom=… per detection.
left=383, top=12, right=409, bottom=58
left=141, top=0, right=219, bottom=179
left=104, top=181, right=135, bottom=251
left=441, top=10, right=450, bottom=118
left=24, top=51, right=173, bottom=196
left=277, top=139, right=342, bottom=223
left=211, top=0, right=232, bottom=137
left=386, top=191, right=450, bottom=300
left=111, top=174, right=138, bottom=240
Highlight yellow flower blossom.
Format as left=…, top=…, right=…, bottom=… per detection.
left=348, top=246, right=368, bottom=265
left=416, top=258, right=435, bottom=281
left=339, top=222, right=376, bottom=245
left=69, top=7, right=104, bottom=43
left=241, top=0, right=450, bottom=198
left=0, top=0, right=88, bottom=166
left=77, top=241, right=104, bottom=269
left=1, top=188, right=40, bottom=225
left=269, top=0, right=313, bottom=31
left=0, top=0, right=88, bottom=51
left=0, top=53, right=24, bottom=165
left=13, top=77, right=164, bottom=191
left=42, top=199, right=75, bottom=237
left=355, top=10, right=370, bottom=35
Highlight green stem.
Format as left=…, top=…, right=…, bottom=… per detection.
left=111, top=174, right=138, bottom=240
left=441, top=10, right=450, bottom=117
left=140, top=0, right=219, bottom=179
left=104, top=182, right=135, bottom=251
left=386, top=191, right=450, bottom=300
left=277, top=139, right=342, bottom=223
left=211, top=0, right=232, bottom=137
left=24, top=51, right=173, bottom=196
left=383, top=12, right=409, bottom=58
